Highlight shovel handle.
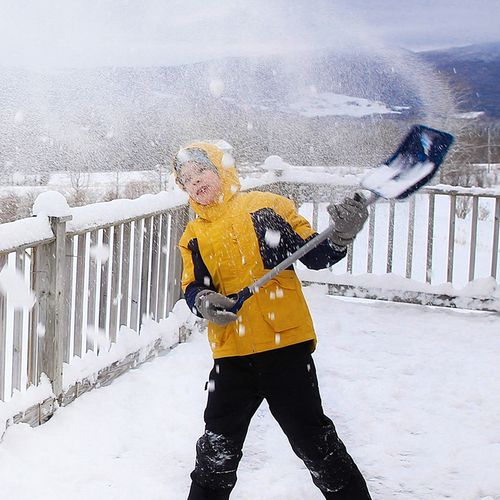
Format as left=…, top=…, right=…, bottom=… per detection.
left=227, top=287, right=252, bottom=314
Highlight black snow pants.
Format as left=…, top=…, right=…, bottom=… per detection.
left=187, top=341, right=371, bottom=500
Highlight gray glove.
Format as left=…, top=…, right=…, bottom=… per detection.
left=326, top=193, right=369, bottom=249
left=195, top=290, right=238, bottom=326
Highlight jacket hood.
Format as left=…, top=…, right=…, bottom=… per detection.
left=174, top=142, right=241, bottom=221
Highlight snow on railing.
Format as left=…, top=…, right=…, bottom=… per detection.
left=0, top=166, right=499, bottom=434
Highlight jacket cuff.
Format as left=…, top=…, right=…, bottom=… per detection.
left=185, top=282, right=212, bottom=318
left=328, top=239, right=348, bottom=253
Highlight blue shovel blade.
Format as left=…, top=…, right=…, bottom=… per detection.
left=361, top=125, right=454, bottom=200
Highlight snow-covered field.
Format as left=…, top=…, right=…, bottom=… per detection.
left=285, top=90, right=405, bottom=117
left=0, top=286, right=498, bottom=500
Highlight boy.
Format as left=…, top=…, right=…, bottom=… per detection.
left=174, top=142, right=372, bottom=500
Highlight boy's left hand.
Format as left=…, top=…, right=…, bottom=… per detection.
left=195, top=290, right=238, bottom=325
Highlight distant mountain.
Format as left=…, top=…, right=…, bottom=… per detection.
left=418, top=42, right=500, bottom=119
left=0, top=50, right=440, bottom=123
left=0, top=49, right=452, bottom=174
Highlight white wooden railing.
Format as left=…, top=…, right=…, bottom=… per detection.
left=0, top=175, right=498, bottom=432
left=271, top=181, right=499, bottom=310
left=0, top=201, right=189, bottom=426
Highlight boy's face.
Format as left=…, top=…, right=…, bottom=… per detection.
left=178, top=161, right=222, bottom=205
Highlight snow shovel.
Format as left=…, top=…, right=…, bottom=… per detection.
left=228, top=124, right=454, bottom=313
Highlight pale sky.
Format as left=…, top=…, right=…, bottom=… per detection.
left=0, top=0, right=498, bottom=68
left=338, top=0, right=500, bottom=51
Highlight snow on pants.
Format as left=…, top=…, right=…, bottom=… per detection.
left=187, top=341, right=372, bottom=500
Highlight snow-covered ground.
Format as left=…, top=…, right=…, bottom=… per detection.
left=285, top=90, right=406, bottom=118
left=0, top=286, right=498, bottom=500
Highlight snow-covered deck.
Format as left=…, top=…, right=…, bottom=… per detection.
left=0, top=287, right=499, bottom=500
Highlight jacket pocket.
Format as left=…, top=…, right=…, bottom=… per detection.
left=257, top=274, right=309, bottom=332
left=207, top=323, right=231, bottom=350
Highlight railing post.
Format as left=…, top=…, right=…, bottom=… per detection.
left=166, top=206, right=189, bottom=314
left=12, top=250, right=25, bottom=391
left=73, top=234, right=87, bottom=357
left=130, top=220, right=143, bottom=332
left=468, top=196, right=479, bottom=282
left=36, top=215, right=72, bottom=398
left=447, top=193, right=457, bottom=283
left=387, top=200, right=396, bottom=274
left=426, top=193, right=435, bottom=284
left=86, top=230, right=99, bottom=350
left=312, top=202, right=319, bottom=231
left=0, top=254, right=7, bottom=401
left=109, top=225, right=122, bottom=343
left=405, top=196, right=416, bottom=279
left=492, top=197, right=500, bottom=279
left=367, top=205, right=376, bottom=274
left=119, top=223, right=132, bottom=328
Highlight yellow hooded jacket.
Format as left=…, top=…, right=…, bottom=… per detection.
left=177, top=143, right=346, bottom=359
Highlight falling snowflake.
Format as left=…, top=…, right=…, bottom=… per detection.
left=112, top=293, right=123, bottom=306
left=222, top=152, right=234, bottom=168
left=0, top=266, right=36, bottom=309
left=14, top=110, right=25, bottom=124
left=265, top=229, right=281, bottom=248
left=89, top=244, right=110, bottom=263
left=209, top=78, right=224, bottom=97
left=36, top=323, right=46, bottom=338
left=86, top=327, right=110, bottom=351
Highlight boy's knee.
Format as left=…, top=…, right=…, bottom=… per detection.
left=192, top=431, right=243, bottom=490
left=292, top=423, right=356, bottom=493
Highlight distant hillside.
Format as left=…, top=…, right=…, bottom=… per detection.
left=0, top=49, right=454, bottom=176
left=418, top=42, right=500, bottom=119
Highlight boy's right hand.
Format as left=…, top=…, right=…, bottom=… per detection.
left=326, top=193, right=368, bottom=249
left=195, top=290, right=238, bottom=325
